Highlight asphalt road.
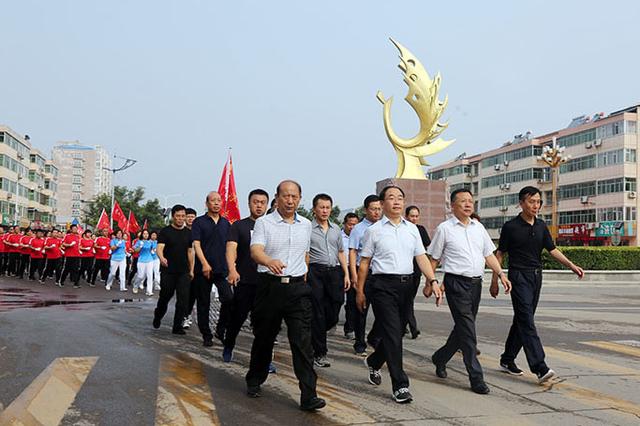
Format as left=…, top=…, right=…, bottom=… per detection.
left=0, top=274, right=638, bottom=425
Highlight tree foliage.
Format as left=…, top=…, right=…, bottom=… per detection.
left=82, top=186, right=165, bottom=232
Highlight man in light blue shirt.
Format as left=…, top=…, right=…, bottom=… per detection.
left=341, top=212, right=359, bottom=339
left=348, top=195, right=382, bottom=356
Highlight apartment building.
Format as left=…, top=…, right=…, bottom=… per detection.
left=0, top=126, right=59, bottom=227
left=427, top=104, right=640, bottom=246
left=52, top=142, right=111, bottom=224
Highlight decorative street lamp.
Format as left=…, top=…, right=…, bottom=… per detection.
left=103, top=155, right=137, bottom=229
left=537, top=137, right=571, bottom=242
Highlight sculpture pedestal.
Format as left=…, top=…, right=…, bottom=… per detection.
left=376, top=178, right=448, bottom=236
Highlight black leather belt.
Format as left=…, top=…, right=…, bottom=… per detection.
left=309, top=264, right=340, bottom=271
left=260, top=273, right=305, bottom=284
left=444, top=273, right=482, bottom=283
left=373, top=274, right=413, bottom=283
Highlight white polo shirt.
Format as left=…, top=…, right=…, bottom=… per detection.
left=427, top=216, right=496, bottom=278
left=360, top=216, right=426, bottom=275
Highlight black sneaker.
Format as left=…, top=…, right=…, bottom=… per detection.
left=153, top=317, right=161, bottom=329
left=364, top=357, right=382, bottom=386
left=73, top=284, right=81, bottom=289
left=172, top=329, right=186, bottom=335
left=500, top=361, right=524, bottom=376
left=471, top=382, right=490, bottom=394
left=392, top=388, right=413, bottom=404
left=203, top=338, right=213, bottom=347
left=537, top=368, right=556, bottom=384
left=247, top=385, right=261, bottom=398
left=432, top=355, right=447, bottom=379
left=300, top=397, right=326, bottom=411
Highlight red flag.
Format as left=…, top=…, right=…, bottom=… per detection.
left=143, top=219, right=148, bottom=230
left=96, top=208, right=111, bottom=232
left=217, top=152, right=241, bottom=223
left=128, top=211, right=141, bottom=235
left=112, top=201, right=128, bottom=231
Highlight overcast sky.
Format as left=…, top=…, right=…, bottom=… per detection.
left=1, top=1, right=639, bottom=215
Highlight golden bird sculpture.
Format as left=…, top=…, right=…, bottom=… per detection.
left=377, top=38, right=455, bottom=179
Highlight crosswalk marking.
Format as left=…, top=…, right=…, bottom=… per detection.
left=155, top=353, right=220, bottom=426
left=544, top=346, right=640, bottom=376
left=580, top=340, right=640, bottom=358
left=0, top=356, right=98, bottom=426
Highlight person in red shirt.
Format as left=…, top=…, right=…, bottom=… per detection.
left=0, top=227, right=6, bottom=276
left=91, top=228, right=111, bottom=286
left=7, top=227, right=23, bottom=276
left=78, top=230, right=95, bottom=286
left=42, top=229, right=64, bottom=284
left=60, top=225, right=82, bottom=288
left=28, top=229, right=46, bottom=281
left=17, top=229, right=34, bottom=279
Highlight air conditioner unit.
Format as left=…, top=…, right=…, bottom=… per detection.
left=6, top=193, right=12, bottom=199
left=580, top=196, right=589, bottom=204
left=594, top=139, right=603, bottom=147
left=494, top=164, right=502, bottom=171
left=628, top=191, right=637, bottom=199
left=504, top=183, right=511, bottom=190
left=503, top=160, right=509, bottom=167
left=585, top=142, right=593, bottom=149
left=17, top=153, right=24, bottom=160
left=499, top=206, right=508, bottom=212
left=499, top=184, right=505, bottom=190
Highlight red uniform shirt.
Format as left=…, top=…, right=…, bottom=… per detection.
left=30, top=237, right=45, bottom=259
left=79, top=238, right=95, bottom=258
left=0, top=234, right=6, bottom=253
left=20, top=236, right=33, bottom=255
left=62, top=233, right=81, bottom=257
left=8, top=234, right=21, bottom=253
left=94, top=236, right=111, bottom=260
left=44, top=237, right=63, bottom=259
left=131, top=239, right=140, bottom=259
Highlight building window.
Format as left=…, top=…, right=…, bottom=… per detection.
left=625, top=207, right=637, bottom=221
left=597, top=178, right=623, bottom=195
left=559, top=181, right=597, bottom=199
left=625, top=148, right=636, bottom=162
left=557, top=129, right=596, bottom=148
left=597, top=207, right=623, bottom=222
left=559, top=209, right=596, bottom=225
left=560, top=154, right=596, bottom=173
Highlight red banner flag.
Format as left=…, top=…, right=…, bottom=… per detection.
left=143, top=219, right=148, bottom=230
left=217, top=152, right=241, bottom=223
left=128, top=211, right=141, bottom=235
left=96, top=208, right=111, bottom=232
left=112, top=201, right=128, bottom=231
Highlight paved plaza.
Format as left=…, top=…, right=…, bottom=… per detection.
left=0, top=275, right=638, bottom=425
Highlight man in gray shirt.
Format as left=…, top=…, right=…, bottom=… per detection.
left=246, top=180, right=326, bottom=412
left=308, top=193, right=350, bottom=368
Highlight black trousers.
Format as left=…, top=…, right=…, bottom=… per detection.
left=28, top=258, right=45, bottom=280
left=79, top=257, right=94, bottom=282
left=367, top=275, right=413, bottom=392
left=213, top=275, right=233, bottom=338
left=17, top=254, right=30, bottom=278
left=90, top=259, right=110, bottom=284
left=154, top=272, right=191, bottom=331
left=404, top=272, right=422, bottom=335
left=128, top=257, right=138, bottom=285
left=0, top=252, right=7, bottom=275
left=308, top=264, right=344, bottom=357
left=350, top=273, right=377, bottom=353
left=60, top=257, right=81, bottom=285
left=186, top=278, right=197, bottom=317
left=501, top=269, right=548, bottom=374
left=433, top=273, right=484, bottom=385
left=246, top=273, right=317, bottom=404
left=343, top=287, right=355, bottom=334
left=190, top=273, right=229, bottom=340
left=42, top=258, right=63, bottom=282
left=223, top=282, right=257, bottom=350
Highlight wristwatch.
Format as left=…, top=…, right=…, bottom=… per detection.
left=428, top=278, right=439, bottom=286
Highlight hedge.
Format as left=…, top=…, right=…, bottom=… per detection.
left=501, top=247, right=640, bottom=271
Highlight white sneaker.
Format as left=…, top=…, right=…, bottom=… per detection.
left=146, top=292, right=153, bottom=296
left=154, top=284, right=161, bottom=291
left=133, top=287, right=139, bottom=294
left=105, top=285, right=111, bottom=291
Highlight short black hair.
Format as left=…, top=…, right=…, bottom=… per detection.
left=379, top=185, right=405, bottom=200
left=363, top=194, right=380, bottom=209
left=312, top=193, right=333, bottom=208
left=69, top=225, right=77, bottom=230
left=248, top=189, right=269, bottom=202
left=171, top=204, right=186, bottom=216
left=450, top=188, right=473, bottom=204
left=405, top=205, right=420, bottom=216
left=185, top=207, right=197, bottom=216
left=82, top=230, right=91, bottom=237
left=519, top=186, right=542, bottom=202
left=343, top=212, right=358, bottom=223
left=276, top=180, right=302, bottom=196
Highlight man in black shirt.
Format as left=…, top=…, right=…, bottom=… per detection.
left=405, top=205, right=431, bottom=339
left=153, top=204, right=195, bottom=334
left=493, top=186, right=584, bottom=383
left=223, top=189, right=269, bottom=362
left=192, top=192, right=231, bottom=347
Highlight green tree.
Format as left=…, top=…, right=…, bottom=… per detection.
left=83, top=186, right=165, bottom=232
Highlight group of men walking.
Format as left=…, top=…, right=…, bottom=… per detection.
left=147, top=179, right=584, bottom=411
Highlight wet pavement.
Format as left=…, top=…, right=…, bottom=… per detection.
left=0, top=274, right=639, bottom=425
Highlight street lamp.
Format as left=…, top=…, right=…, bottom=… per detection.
left=103, top=155, right=137, bottom=229
left=537, top=137, right=571, bottom=242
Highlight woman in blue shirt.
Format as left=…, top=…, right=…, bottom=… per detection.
left=106, top=230, right=127, bottom=291
left=150, top=231, right=160, bottom=291
left=133, top=230, right=155, bottom=296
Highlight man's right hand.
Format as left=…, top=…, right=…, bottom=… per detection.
left=489, top=277, right=499, bottom=298
left=266, top=259, right=286, bottom=275
left=356, top=291, right=367, bottom=312
left=228, top=269, right=240, bottom=286
left=160, top=258, right=168, bottom=268
left=201, top=263, right=212, bottom=279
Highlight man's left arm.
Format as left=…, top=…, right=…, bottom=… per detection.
left=549, top=249, right=584, bottom=278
